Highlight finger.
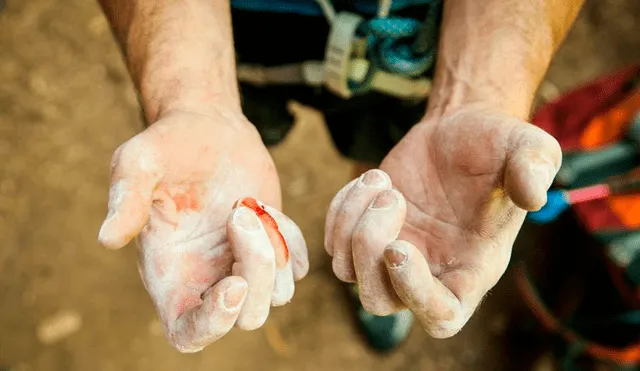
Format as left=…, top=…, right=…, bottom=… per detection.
left=234, top=197, right=289, bottom=269
left=259, top=206, right=298, bottom=306
left=264, top=205, right=308, bottom=281
left=234, top=199, right=297, bottom=307
left=324, top=178, right=358, bottom=256
left=167, top=276, right=248, bottom=353
left=504, top=124, right=562, bottom=211
left=227, top=206, right=276, bottom=330
left=384, top=240, right=480, bottom=339
left=98, top=140, right=162, bottom=249
left=234, top=199, right=296, bottom=306
left=332, top=170, right=392, bottom=282
left=352, top=189, right=406, bottom=315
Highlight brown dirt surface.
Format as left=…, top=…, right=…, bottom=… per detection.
left=1, top=1, right=639, bottom=370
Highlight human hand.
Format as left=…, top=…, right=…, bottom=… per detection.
left=325, top=105, right=561, bottom=337
left=98, top=109, right=309, bottom=352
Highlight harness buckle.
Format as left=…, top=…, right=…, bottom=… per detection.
left=322, top=12, right=364, bottom=98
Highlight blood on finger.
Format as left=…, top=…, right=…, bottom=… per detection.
left=233, top=197, right=290, bottom=268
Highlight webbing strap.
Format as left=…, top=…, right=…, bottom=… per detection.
left=237, top=0, right=440, bottom=99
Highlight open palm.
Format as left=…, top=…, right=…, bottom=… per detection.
left=98, top=110, right=308, bottom=352
left=325, top=107, right=561, bottom=337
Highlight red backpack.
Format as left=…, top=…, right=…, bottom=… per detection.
left=513, top=64, right=640, bottom=370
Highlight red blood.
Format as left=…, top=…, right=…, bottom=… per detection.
left=173, top=193, right=189, bottom=212
left=172, top=185, right=200, bottom=212
left=234, top=197, right=290, bottom=268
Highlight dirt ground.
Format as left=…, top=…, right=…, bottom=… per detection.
left=0, top=1, right=639, bottom=370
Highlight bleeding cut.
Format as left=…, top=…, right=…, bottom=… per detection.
left=233, top=197, right=290, bottom=268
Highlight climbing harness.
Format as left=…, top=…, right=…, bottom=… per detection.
left=236, top=0, right=441, bottom=99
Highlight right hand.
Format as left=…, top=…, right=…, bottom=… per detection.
left=98, top=109, right=309, bottom=352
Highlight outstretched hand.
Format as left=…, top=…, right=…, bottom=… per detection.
left=325, top=106, right=561, bottom=337
left=98, top=110, right=308, bottom=352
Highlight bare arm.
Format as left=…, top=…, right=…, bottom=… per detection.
left=428, top=0, right=584, bottom=120
left=339, top=0, right=585, bottom=336
left=96, top=0, right=306, bottom=354
left=97, top=0, right=240, bottom=123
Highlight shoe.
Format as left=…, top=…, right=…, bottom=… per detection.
left=350, top=284, right=414, bottom=352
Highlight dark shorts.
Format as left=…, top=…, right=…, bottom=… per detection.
left=231, top=8, right=433, bottom=164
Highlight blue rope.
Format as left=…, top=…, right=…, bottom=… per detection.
left=348, top=0, right=440, bottom=93
left=368, top=17, right=435, bottom=77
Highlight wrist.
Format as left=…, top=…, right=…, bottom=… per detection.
left=135, top=51, right=242, bottom=124
left=150, top=105, right=260, bottom=142
left=425, top=73, right=536, bottom=122
left=141, top=84, right=243, bottom=125
left=425, top=0, right=559, bottom=122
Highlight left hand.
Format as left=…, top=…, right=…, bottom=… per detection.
left=324, top=105, right=562, bottom=337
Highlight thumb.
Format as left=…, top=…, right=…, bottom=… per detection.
left=503, top=124, right=562, bottom=211
left=98, top=141, right=161, bottom=249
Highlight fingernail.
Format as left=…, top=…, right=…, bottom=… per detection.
left=360, top=169, right=387, bottom=187
left=370, top=190, right=397, bottom=210
left=384, top=246, right=408, bottom=268
left=233, top=206, right=261, bottom=231
left=222, top=283, right=247, bottom=310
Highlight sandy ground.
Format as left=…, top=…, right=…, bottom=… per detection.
left=0, top=1, right=639, bottom=370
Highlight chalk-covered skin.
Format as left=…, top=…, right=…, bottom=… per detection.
left=95, top=0, right=585, bottom=349
left=325, top=0, right=583, bottom=338
left=325, top=107, right=562, bottom=337
left=95, top=0, right=310, bottom=353
left=98, top=110, right=309, bottom=352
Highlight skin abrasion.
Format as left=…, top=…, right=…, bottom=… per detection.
left=233, top=197, right=290, bottom=268
left=170, top=184, right=201, bottom=212
left=95, top=0, right=585, bottom=351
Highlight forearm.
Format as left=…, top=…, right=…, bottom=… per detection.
left=97, top=0, right=240, bottom=123
left=427, top=0, right=584, bottom=120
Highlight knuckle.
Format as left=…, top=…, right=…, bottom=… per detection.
left=113, top=136, right=162, bottom=177
left=114, top=139, right=140, bottom=163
